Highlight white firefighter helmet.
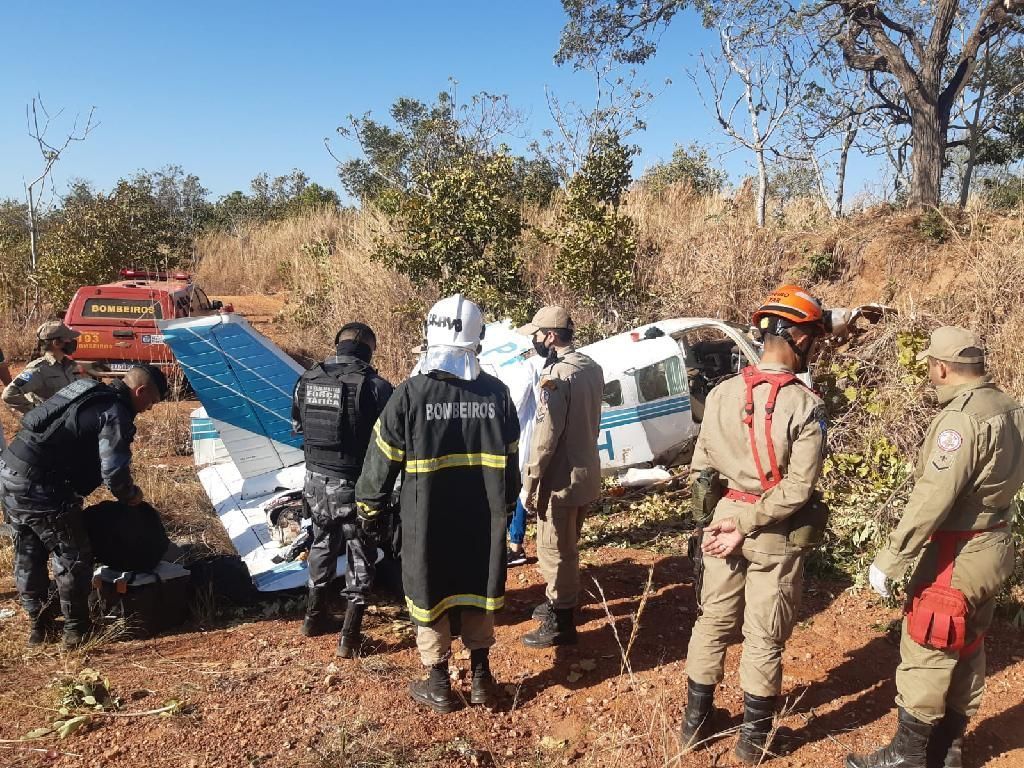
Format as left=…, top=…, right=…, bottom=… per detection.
left=424, top=294, right=485, bottom=349
left=420, top=294, right=485, bottom=380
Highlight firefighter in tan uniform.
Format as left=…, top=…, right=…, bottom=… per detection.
left=682, top=286, right=832, bottom=764
left=2, top=321, right=82, bottom=414
left=518, top=306, right=604, bottom=648
left=847, top=326, right=1024, bottom=768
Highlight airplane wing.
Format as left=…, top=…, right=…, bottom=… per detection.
left=158, top=313, right=344, bottom=591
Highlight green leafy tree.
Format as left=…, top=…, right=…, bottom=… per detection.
left=0, top=200, right=32, bottom=311
left=131, top=166, right=212, bottom=243
left=375, top=149, right=529, bottom=320
left=210, top=171, right=339, bottom=231
left=551, top=130, right=639, bottom=307
left=40, top=181, right=182, bottom=307
left=641, top=143, right=726, bottom=195
left=768, top=158, right=819, bottom=203
left=336, top=90, right=534, bottom=319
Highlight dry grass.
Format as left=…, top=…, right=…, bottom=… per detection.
left=195, top=207, right=427, bottom=383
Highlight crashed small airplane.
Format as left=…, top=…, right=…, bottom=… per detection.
left=160, top=305, right=883, bottom=591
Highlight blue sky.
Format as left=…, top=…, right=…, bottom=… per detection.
left=0, top=1, right=870, bottom=203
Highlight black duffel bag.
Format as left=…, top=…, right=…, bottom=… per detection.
left=83, top=500, right=170, bottom=572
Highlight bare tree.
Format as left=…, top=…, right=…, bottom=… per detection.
left=558, top=0, right=1024, bottom=208
left=692, top=26, right=805, bottom=226
left=538, top=53, right=665, bottom=182
left=945, top=41, right=1024, bottom=205
left=23, top=96, right=96, bottom=308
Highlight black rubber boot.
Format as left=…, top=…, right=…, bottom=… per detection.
left=926, top=710, right=967, bottom=768
left=680, top=679, right=718, bottom=748
left=336, top=602, right=366, bottom=659
left=469, top=648, right=498, bottom=706
left=62, top=621, right=94, bottom=651
left=409, top=662, right=456, bottom=713
left=531, top=601, right=552, bottom=621
left=301, top=586, right=332, bottom=637
left=27, top=591, right=60, bottom=646
left=522, top=607, right=577, bottom=648
left=27, top=602, right=57, bottom=646
left=845, top=708, right=933, bottom=768
left=735, top=693, right=777, bottom=764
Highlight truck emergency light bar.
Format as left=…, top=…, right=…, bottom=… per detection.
left=119, top=268, right=192, bottom=282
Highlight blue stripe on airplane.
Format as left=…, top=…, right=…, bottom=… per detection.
left=600, top=396, right=691, bottom=430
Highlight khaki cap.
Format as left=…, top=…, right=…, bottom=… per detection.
left=37, top=320, right=81, bottom=341
left=916, top=326, right=985, bottom=364
left=517, top=305, right=572, bottom=336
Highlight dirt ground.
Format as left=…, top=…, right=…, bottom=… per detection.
left=1, top=540, right=1023, bottom=768
left=1, top=299, right=1023, bottom=767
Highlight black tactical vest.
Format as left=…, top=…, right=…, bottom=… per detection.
left=299, top=361, right=376, bottom=477
left=1, top=378, right=116, bottom=495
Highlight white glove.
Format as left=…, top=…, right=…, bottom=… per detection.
left=869, top=563, right=891, bottom=599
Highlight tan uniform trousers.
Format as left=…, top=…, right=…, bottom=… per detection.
left=896, top=531, right=1015, bottom=724
left=686, top=545, right=806, bottom=697
left=537, top=504, right=586, bottom=609
left=415, top=609, right=496, bottom=667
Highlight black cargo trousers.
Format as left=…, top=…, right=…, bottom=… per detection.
left=0, top=460, right=92, bottom=629
left=303, top=470, right=376, bottom=605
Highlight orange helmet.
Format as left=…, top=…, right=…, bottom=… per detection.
left=752, top=284, right=825, bottom=333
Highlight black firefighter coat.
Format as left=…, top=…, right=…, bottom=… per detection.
left=356, top=370, right=521, bottom=626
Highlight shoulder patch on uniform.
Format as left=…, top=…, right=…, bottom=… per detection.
left=14, top=371, right=33, bottom=384
left=540, top=379, right=559, bottom=391
left=936, top=429, right=963, bottom=453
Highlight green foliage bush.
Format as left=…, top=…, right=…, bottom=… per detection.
left=550, top=131, right=640, bottom=308
left=39, top=181, right=183, bottom=307
left=0, top=200, right=32, bottom=311
left=642, top=143, right=726, bottom=195
left=372, top=149, right=530, bottom=322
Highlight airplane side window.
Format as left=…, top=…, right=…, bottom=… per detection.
left=664, top=356, right=686, bottom=396
left=635, top=358, right=687, bottom=403
left=602, top=380, right=623, bottom=408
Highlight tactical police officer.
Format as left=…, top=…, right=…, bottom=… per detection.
left=516, top=306, right=603, bottom=648
left=847, top=327, right=1024, bottom=768
left=681, top=286, right=830, bottom=763
left=357, top=294, right=521, bottom=713
left=2, top=321, right=82, bottom=414
left=291, top=322, right=393, bottom=657
left=0, top=364, right=167, bottom=647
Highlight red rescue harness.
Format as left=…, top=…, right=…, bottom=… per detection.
left=906, top=523, right=1006, bottom=657
left=722, top=366, right=809, bottom=503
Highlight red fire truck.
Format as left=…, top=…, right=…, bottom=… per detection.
left=64, top=269, right=233, bottom=375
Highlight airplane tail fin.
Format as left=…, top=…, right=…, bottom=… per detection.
left=158, top=314, right=305, bottom=478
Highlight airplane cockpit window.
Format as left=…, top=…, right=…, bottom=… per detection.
left=602, top=380, right=623, bottom=408
left=635, top=357, right=686, bottom=403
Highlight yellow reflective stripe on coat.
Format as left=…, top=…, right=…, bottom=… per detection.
left=405, top=593, right=504, bottom=623
left=356, top=501, right=380, bottom=519
left=373, top=422, right=405, bottom=462
left=405, top=453, right=507, bottom=473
